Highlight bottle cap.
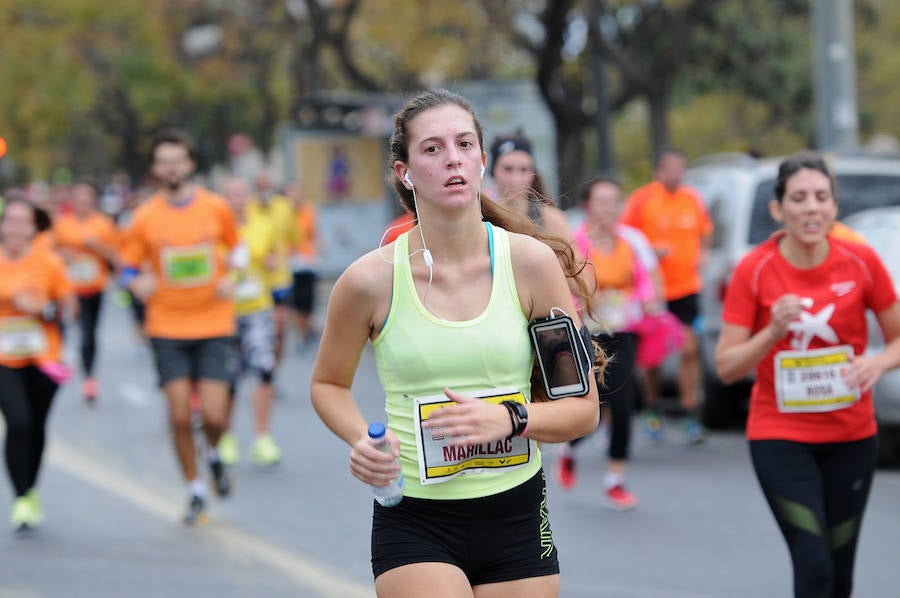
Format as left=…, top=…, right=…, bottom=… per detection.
left=368, top=422, right=387, bottom=439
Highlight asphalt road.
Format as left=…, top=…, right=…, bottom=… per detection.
left=1, top=289, right=898, bottom=597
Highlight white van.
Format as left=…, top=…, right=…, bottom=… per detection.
left=686, top=152, right=900, bottom=429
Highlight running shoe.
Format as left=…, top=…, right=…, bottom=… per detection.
left=217, top=432, right=240, bottom=467
left=603, top=484, right=638, bottom=511
left=182, top=494, right=208, bottom=526
left=113, top=288, right=132, bottom=308
left=681, top=416, right=709, bottom=445
left=26, top=488, right=43, bottom=526
left=555, top=452, right=577, bottom=490
left=641, top=409, right=664, bottom=444
left=82, top=377, right=98, bottom=404
left=10, top=496, right=35, bottom=531
left=251, top=435, right=282, bottom=467
left=209, top=460, right=232, bottom=498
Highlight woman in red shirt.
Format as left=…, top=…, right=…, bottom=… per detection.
left=0, top=197, right=75, bottom=531
left=716, top=151, right=900, bottom=598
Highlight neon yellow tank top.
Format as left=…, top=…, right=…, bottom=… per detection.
left=372, top=223, right=541, bottom=500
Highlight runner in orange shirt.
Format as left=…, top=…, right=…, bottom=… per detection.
left=119, top=129, right=241, bottom=525
left=0, top=196, right=76, bottom=531
left=52, top=181, right=119, bottom=403
left=556, top=177, right=663, bottom=509
left=285, top=180, right=321, bottom=349
left=621, top=148, right=713, bottom=443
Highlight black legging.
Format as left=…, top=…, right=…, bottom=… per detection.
left=571, top=332, right=637, bottom=461
left=77, top=292, right=103, bottom=376
left=750, top=436, right=877, bottom=598
left=0, top=365, right=59, bottom=498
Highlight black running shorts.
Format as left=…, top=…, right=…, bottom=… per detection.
left=149, top=336, right=236, bottom=386
left=291, top=271, right=318, bottom=314
left=666, top=293, right=700, bottom=328
left=371, top=469, right=559, bottom=585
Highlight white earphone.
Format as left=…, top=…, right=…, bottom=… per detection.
left=480, top=163, right=485, bottom=178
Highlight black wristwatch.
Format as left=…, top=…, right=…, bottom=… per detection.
left=501, top=401, right=528, bottom=439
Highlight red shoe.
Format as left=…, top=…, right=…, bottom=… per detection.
left=603, top=484, right=638, bottom=511
left=555, top=452, right=577, bottom=490
left=82, top=377, right=98, bottom=404
left=189, top=387, right=201, bottom=414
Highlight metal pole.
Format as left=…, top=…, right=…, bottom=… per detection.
left=812, top=0, right=860, bottom=152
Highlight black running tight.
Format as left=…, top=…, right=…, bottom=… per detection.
left=571, top=332, right=636, bottom=461
left=0, top=365, right=59, bottom=497
left=77, top=292, right=104, bottom=376
left=750, top=436, right=877, bottom=598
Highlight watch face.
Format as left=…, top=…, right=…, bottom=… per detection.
left=513, top=402, right=528, bottom=423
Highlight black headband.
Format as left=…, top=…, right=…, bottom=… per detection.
left=490, top=136, right=533, bottom=175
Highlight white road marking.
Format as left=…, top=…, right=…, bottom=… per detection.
left=47, top=440, right=374, bottom=598
left=118, top=381, right=153, bottom=406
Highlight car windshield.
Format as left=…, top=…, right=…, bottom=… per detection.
left=748, top=174, right=900, bottom=245
left=685, top=170, right=741, bottom=249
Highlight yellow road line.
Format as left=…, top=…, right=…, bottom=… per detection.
left=47, top=441, right=374, bottom=598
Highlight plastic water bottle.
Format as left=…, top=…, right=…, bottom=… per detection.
left=368, top=422, right=404, bottom=507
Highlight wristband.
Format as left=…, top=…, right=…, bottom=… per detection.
left=119, top=266, right=140, bottom=288
left=518, top=421, right=529, bottom=437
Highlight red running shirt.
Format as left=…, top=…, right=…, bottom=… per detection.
left=723, top=235, right=897, bottom=443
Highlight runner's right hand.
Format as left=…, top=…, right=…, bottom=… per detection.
left=349, top=428, right=400, bottom=486
left=767, top=294, right=805, bottom=340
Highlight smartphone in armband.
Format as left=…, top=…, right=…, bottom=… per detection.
left=529, top=313, right=592, bottom=400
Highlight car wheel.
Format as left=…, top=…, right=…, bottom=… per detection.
left=700, top=371, right=749, bottom=430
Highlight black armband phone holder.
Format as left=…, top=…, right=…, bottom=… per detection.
left=528, top=310, right=593, bottom=400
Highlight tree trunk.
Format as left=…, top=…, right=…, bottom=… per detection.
left=647, top=90, right=670, bottom=162
left=256, top=58, right=277, bottom=151
left=555, top=119, right=584, bottom=210
left=110, top=88, right=145, bottom=185
left=120, top=129, right=144, bottom=187
left=588, top=0, right=615, bottom=177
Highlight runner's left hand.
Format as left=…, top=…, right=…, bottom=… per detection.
left=843, top=353, right=883, bottom=393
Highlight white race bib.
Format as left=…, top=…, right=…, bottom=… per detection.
left=67, top=255, right=100, bottom=283
left=0, top=317, right=47, bottom=358
left=234, top=275, right=265, bottom=301
left=774, top=345, right=860, bottom=413
left=413, top=387, right=532, bottom=485
left=590, top=289, right=643, bottom=333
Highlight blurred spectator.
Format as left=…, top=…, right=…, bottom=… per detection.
left=621, top=148, right=713, bottom=444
